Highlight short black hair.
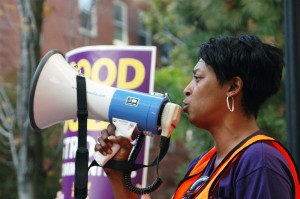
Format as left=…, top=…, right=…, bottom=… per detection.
left=198, top=34, right=284, bottom=117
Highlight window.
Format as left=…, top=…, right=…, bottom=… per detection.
left=78, top=0, right=98, bottom=38
left=113, top=1, right=128, bottom=45
left=138, top=12, right=151, bottom=46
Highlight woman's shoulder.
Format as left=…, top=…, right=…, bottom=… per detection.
left=239, top=141, right=287, bottom=165
left=232, top=141, right=295, bottom=197
left=236, top=141, right=293, bottom=181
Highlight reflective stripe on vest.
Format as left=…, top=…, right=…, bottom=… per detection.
left=172, top=134, right=300, bottom=199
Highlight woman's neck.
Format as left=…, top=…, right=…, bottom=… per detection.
left=210, top=116, right=259, bottom=169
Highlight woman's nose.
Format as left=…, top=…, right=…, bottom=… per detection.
left=184, top=84, right=191, bottom=96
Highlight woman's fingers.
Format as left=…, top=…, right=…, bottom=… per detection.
left=95, top=129, right=114, bottom=155
left=94, top=123, right=134, bottom=162
left=107, top=123, right=116, bottom=135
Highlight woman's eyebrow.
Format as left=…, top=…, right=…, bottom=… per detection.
left=193, top=68, right=200, bottom=75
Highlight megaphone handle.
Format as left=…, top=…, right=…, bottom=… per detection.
left=93, top=144, right=121, bottom=166
left=93, top=118, right=137, bottom=166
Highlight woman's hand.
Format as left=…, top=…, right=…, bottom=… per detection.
left=94, top=123, right=133, bottom=172
left=94, top=123, right=139, bottom=199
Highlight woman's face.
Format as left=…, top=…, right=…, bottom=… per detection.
left=183, top=59, right=229, bottom=129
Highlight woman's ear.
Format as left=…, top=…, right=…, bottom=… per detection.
left=227, top=76, right=243, bottom=96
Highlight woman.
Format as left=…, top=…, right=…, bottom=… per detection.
left=95, top=34, right=299, bottom=198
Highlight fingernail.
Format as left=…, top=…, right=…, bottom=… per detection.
left=108, top=149, right=112, bottom=154
left=107, top=136, right=116, bottom=140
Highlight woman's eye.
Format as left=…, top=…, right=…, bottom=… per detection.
left=194, top=75, right=202, bottom=82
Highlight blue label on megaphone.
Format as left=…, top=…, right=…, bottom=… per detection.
left=109, top=89, right=168, bottom=134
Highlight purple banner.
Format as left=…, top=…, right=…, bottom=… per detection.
left=62, top=46, right=156, bottom=199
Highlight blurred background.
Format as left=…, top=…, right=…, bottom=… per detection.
left=0, top=0, right=298, bottom=198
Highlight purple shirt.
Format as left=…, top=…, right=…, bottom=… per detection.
left=186, top=142, right=295, bottom=198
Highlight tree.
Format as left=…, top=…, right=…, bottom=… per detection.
left=146, top=0, right=285, bottom=167
left=0, top=1, right=62, bottom=198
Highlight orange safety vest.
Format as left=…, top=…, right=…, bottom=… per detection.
left=172, top=134, right=300, bottom=199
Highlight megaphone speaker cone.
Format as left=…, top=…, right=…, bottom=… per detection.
left=29, top=50, right=78, bottom=131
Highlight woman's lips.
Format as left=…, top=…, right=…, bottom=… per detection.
left=183, top=102, right=189, bottom=113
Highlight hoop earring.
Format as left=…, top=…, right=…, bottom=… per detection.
left=226, top=95, right=234, bottom=112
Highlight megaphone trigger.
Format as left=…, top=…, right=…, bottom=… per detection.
left=112, top=118, right=138, bottom=142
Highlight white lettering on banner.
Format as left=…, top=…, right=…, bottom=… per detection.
left=62, top=162, right=75, bottom=176
left=63, top=136, right=77, bottom=160
left=62, top=135, right=106, bottom=177
left=63, top=135, right=97, bottom=160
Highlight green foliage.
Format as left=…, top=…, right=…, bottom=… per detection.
left=154, top=66, right=189, bottom=140
left=257, top=79, right=286, bottom=144
left=146, top=0, right=285, bottom=165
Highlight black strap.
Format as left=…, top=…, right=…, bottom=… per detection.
left=88, top=135, right=170, bottom=171
left=88, top=132, right=170, bottom=195
left=74, top=75, right=89, bottom=199
left=123, top=133, right=169, bottom=194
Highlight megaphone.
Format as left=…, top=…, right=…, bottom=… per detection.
left=29, top=50, right=182, bottom=166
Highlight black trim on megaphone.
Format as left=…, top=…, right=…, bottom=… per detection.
left=28, top=49, right=65, bottom=131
